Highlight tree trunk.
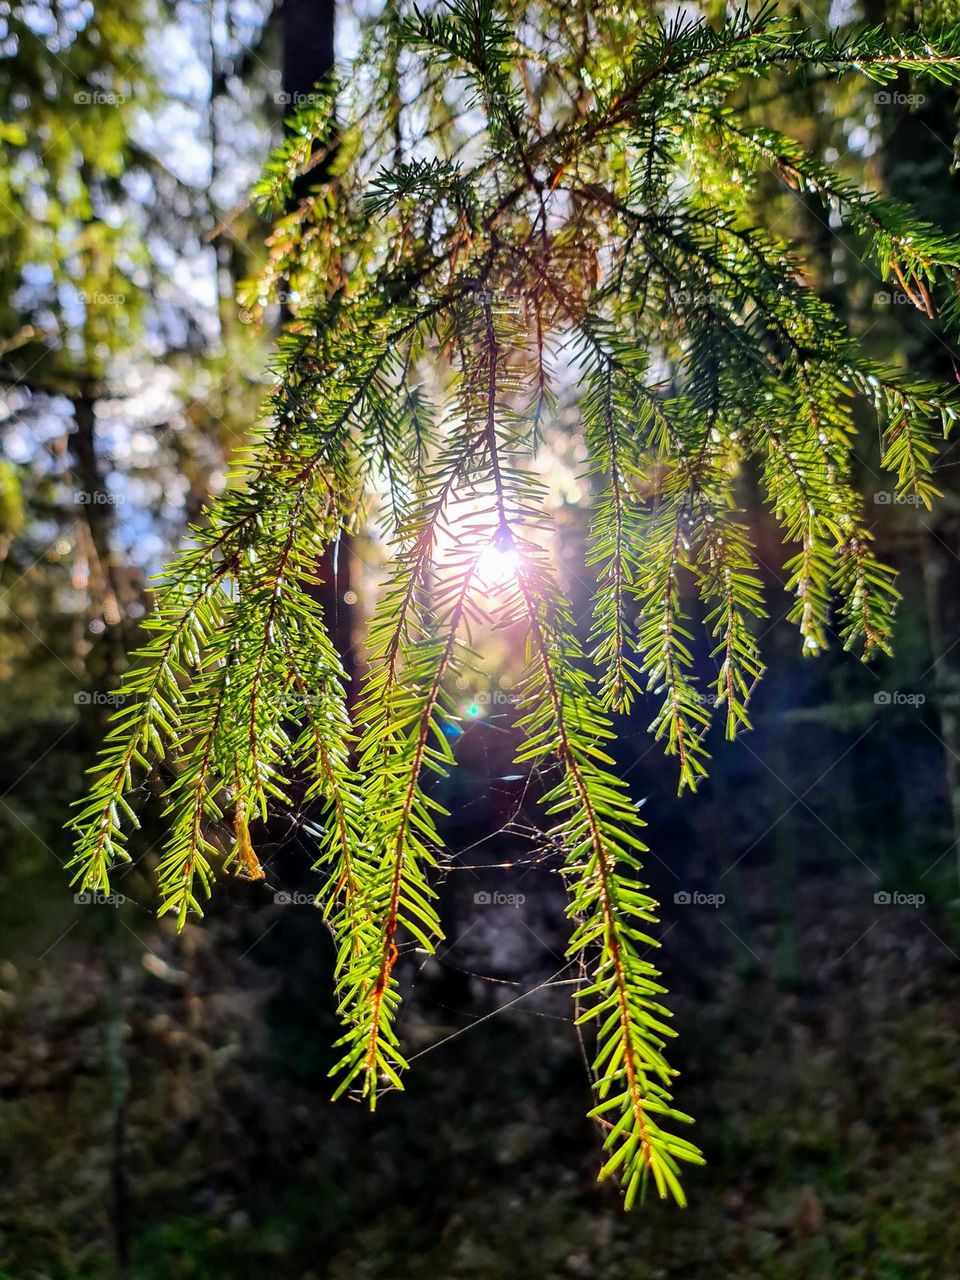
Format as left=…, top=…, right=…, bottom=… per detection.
left=69, top=392, right=127, bottom=682
left=68, top=390, right=132, bottom=1279
left=280, top=0, right=355, bottom=684
left=282, top=0, right=335, bottom=170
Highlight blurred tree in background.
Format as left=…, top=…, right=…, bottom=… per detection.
left=0, top=0, right=275, bottom=846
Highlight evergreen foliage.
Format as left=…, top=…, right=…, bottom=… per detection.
left=71, top=1, right=960, bottom=1207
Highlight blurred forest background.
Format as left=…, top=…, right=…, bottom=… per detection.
left=2, top=0, right=960, bottom=1276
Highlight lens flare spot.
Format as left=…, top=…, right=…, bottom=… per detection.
left=475, top=543, right=518, bottom=588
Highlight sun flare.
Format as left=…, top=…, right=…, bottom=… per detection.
left=474, top=542, right=519, bottom=589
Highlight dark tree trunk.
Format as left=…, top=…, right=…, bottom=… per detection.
left=280, top=0, right=355, bottom=684
left=69, top=392, right=127, bottom=682
left=282, top=0, right=335, bottom=154
left=68, top=391, right=132, bottom=1280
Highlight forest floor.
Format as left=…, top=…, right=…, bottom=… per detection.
left=2, top=849, right=960, bottom=1280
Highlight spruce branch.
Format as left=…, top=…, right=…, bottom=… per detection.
left=70, top=0, right=960, bottom=1210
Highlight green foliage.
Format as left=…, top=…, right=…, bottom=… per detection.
left=71, top=1, right=960, bottom=1207
left=0, top=460, right=25, bottom=544
left=513, top=539, right=705, bottom=1207
left=0, top=0, right=154, bottom=382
